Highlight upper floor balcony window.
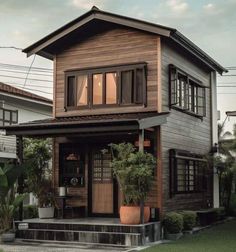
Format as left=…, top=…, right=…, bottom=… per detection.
left=0, top=108, right=18, bottom=126
left=65, top=63, right=147, bottom=110
left=169, top=65, right=206, bottom=118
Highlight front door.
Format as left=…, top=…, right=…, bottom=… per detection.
left=89, top=148, right=117, bottom=216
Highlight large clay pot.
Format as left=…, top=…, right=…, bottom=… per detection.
left=120, top=206, right=150, bottom=224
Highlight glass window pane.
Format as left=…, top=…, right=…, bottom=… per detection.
left=67, top=76, right=76, bottom=107
left=0, top=109, right=3, bottom=120
left=121, top=70, right=133, bottom=104
left=106, top=73, right=117, bottom=104
left=93, top=74, right=103, bottom=105
left=77, top=75, right=88, bottom=106
left=12, top=111, right=17, bottom=123
left=4, top=111, right=10, bottom=121
left=135, top=69, right=143, bottom=103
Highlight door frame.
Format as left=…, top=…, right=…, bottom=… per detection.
left=87, top=146, right=118, bottom=217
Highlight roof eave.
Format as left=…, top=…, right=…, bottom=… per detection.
left=170, top=31, right=227, bottom=74
left=22, top=8, right=173, bottom=58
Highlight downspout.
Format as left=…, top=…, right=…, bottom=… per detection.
left=211, top=71, right=220, bottom=208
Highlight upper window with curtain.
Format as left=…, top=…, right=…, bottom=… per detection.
left=169, top=64, right=206, bottom=117
left=65, top=63, right=147, bottom=110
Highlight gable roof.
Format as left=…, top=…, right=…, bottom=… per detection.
left=23, top=6, right=227, bottom=74
left=0, top=82, right=52, bottom=105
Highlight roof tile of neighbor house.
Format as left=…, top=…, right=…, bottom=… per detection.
left=0, top=82, right=52, bottom=104
left=22, top=6, right=227, bottom=74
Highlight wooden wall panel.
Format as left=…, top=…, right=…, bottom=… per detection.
left=161, top=41, right=213, bottom=212
left=55, top=27, right=159, bottom=117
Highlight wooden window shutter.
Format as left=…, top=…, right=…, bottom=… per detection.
left=169, top=65, right=178, bottom=106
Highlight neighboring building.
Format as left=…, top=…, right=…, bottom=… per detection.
left=0, top=82, right=52, bottom=164
left=1, top=7, right=226, bottom=245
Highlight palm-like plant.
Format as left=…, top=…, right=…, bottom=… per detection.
left=0, top=164, right=25, bottom=233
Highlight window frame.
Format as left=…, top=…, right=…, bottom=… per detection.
left=64, top=62, right=147, bottom=111
left=169, top=149, right=207, bottom=197
left=0, top=108, right=18, bottom=126
left=169, top=64, right=207, bottom=118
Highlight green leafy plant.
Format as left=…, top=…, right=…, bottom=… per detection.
left=180, top=211, right=197, bottom=230
left=0, top=164, right=25, bottom=233
left=109, top=142, right=155, bottom=206
left=23, top=138, right=53, bottom=207
left=163, top=212, right=183, bottom=234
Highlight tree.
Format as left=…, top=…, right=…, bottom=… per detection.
left=217, top=123, right=236, bottom=211
left=23, top=138, right=52, bottom=207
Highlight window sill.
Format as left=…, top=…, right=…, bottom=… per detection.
left=65, top=103, right=145, bottom=111
left=171, top=105, right=204, bottom=120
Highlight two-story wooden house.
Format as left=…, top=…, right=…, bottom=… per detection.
left=2, top=7, right=226, bottom=245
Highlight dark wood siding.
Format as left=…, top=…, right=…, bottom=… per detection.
left=161, top=41, right=213, bottom=212
left=55, top=26, right=159, bottom=117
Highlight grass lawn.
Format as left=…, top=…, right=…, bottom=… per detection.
left=145, top=219, right=236, bottom=252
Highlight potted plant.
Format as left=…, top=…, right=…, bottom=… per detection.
left=0, top=165, right=25, bottom=242
left=23, top=138, right=53, bottom=219
left=109, top=142, right=155, bottom=224
left=163, top=212, right=183, bottom=240
left=37, top=178, right=56, bottom=219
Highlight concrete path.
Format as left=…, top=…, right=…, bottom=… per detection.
left=0, top=241, right=131, bottom=252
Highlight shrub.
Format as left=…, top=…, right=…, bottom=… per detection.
left=180, top=211, right=197, bottom=230
left=213, top=207, right=226, bottom=220
left=229, top=194, right=236, bottom=216
left=163, top=212, right=183, bottom=234
left=14, top=205, right=38, bottom=220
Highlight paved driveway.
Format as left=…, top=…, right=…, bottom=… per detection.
left=0, top=242, right=131, bottom=252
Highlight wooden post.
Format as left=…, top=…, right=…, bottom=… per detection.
left=17, top=136, right=24, bottom=221
left=139, top=130, right=145, bottom=225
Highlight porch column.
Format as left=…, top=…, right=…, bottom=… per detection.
left=139, top=129, right=144, bottom=225
left=17, top=136, right=24, bottom=221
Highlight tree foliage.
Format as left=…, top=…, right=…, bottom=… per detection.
left=23, top=138, right=52, bottom=207
left=109, top=143, right=156, bottom=206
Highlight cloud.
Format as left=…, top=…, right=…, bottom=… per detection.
left=70, top=0, right=108, bottom=10
left=166, top=0, right=189, bottom=13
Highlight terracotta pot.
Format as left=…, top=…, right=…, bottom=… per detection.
left=120, top=206, right=150, bottom=224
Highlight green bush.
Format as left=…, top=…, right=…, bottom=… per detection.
left=14, top=205, right=38, bottom=220
left=163, top=212, right=183, bottom=234
left=213, top=207, right=226, bottom=220
left=229, top=194, right=236, bottom=216
left=180, top=211, right=197, bottom=230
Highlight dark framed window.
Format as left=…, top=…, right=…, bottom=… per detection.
left=92, top=151, right=112, bottom=183
left=0, top=108, right=18, bottom=126
left=65, top=63, right=147, bottom=110
left=169, top=149, right=207, bottom=196
left=169, top=65, right=206, bottom=117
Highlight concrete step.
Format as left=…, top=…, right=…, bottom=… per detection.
left=16, top=229, right=142, bottom=246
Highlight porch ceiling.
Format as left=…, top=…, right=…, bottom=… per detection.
left=0, top=112, right=169, bottom=137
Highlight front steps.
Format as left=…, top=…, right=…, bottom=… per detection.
left=15, top=219, right=161, bottom=247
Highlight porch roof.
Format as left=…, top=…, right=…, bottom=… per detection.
left=0, top=112, right=169, bottom=137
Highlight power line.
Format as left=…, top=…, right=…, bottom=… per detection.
left=23, top=55, right=36, bottom=87
left=0, top=62, right=52, bottom=72
left=5, top=82, right=52, bottom=89
left=0, top=46, right=23, bottom=50
left=0, top=74, right=52, bottom=82
left=0, top=69, right=52, bottom=77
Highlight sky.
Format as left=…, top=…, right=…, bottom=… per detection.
left=0, top=0, right=235, bottom=132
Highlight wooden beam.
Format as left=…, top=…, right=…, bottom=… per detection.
left=157, top=36, right=162, bottom=112
left=139, top=129, right=145, bottom=226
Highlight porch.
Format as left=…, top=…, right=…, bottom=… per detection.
left=15, top=217, right=161, bottom=247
